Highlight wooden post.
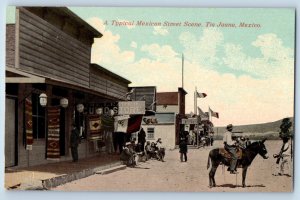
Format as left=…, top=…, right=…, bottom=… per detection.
left=65, top=90, right=73, bottom=156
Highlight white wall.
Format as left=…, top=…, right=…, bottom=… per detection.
left=141, top=124, right=176, bottom=150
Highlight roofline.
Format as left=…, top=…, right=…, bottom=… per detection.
left=21, top=7, right=102, bottom=38
left=178, top=87, right=188, bottom=95
left=61, top=7, right=102, bottom=38
left=90, top=63, right=131, bottom=84
left=129, top=86, right=157, bottom=88
left=157, top=91, right=178, bottom=94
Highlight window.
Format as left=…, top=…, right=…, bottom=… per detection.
left=155, top=113, right=175, bottom=124
left=147, top=127, right=155, bottom=139
left=32, top=93, right=46, bottom=139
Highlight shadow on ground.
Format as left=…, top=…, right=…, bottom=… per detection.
left=216, top=184, right=266, bottom=188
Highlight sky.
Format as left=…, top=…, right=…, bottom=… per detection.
left=6, top=7, right=295, bottom=126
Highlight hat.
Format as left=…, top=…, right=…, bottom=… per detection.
left=226, top=124, right=233, bottom=130
left=125, top=142, right=131, bottom=146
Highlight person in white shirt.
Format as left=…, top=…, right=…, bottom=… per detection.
left=223, top=124, right=238, bottom=174
left=156, top=138, right=165, bottom=162
left=278, top=137, right=291, bottom=176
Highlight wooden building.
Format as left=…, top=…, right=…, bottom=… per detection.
left=139, top=88, right=187, bottom=148
left=156, top=88, right=187, bottom=146
left=129, top=86, right=156, bottom=110
left=5, top=7, right=131, bottom=168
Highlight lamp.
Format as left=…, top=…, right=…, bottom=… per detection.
left=39, top=93, right=47, bottom=107
left=109, top=109, right=115, bottom=116
left=76, top=104, right=84, bottom=113
left=60, top=98, right=69, bottom=108
left=96, top=108, right=103, bottom=115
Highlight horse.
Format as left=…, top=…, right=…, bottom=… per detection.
left=207, top=139, right=269, bottom=188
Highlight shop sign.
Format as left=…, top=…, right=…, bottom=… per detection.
left=181, top=118, right=199, bottom=124
left=118, top=101, right=145, bottom=115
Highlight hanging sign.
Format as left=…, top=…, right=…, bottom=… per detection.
left=118, top=101, right=145, bottom=115
left=181, top=118, right=199, bottom=124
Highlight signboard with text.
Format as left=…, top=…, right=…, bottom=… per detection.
left=181, top=118, right=199, bottom=125
left=118, top=101, right=145, bottom=115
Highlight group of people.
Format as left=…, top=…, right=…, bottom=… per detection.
left=120, top=128, right=166, bottom=167
left=189, top=130, right=214, bottom=148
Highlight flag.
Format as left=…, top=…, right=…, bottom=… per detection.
left=209, top=107, right=219, bottom=118
left=196, top=91, right=207, bottom=98
left=125, top=89, right=135, bottom=100
left=198, top=107, right=209, bottom=119
left=197, top=106, right=205, bottom=115
left=114, top=115, right=130, bottom=132
left=113, top=115, right=143, bottom=134
left=127, top=115, right=143, bottom=134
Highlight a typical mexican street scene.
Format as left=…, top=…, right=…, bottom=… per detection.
left=4, top=7, right=295, bottom=192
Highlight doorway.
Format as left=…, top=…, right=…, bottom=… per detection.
left=5, top=97, right=17, bottom=167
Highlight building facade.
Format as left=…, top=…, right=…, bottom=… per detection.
left=145, top=87, right=187, bottom=148
left=5, top=7, right=131, bottom=168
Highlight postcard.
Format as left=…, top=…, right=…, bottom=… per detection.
left=4, top=6, right=295, bottom=192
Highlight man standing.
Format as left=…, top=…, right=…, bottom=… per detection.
left=138, top=128, right=146, bottom=151
left=209, top=131, right=214, bottom=146
left=105, top=130, right=114, bottom=154
left=70, top=123, right=80, bottom=162
left=156, top=138, right=165, bottom=162
left=276, top=137, right=291, bottom=176
left=179, top=137, right=188, bottom=162
left=223, top=124, right=238, bottom=174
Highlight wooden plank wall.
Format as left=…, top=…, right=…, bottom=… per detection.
left=90, top=67, right=128, bottom=99
left=6, top=25, right=15, bottom=68
left=18, top=8, right=91, bottom=88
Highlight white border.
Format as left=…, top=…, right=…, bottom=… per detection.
left=0, top=1, right=298, bottom=200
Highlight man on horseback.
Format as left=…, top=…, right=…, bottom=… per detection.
left=223, top=124, right=238, bottom=174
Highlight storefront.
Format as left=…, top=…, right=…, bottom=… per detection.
left=5, top=7, right=131, bottom=168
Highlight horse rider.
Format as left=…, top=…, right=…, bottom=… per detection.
left=223, top=124, right=238, bottom=174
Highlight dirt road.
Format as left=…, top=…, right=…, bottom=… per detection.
left=52, top=140, right=293, bottom=192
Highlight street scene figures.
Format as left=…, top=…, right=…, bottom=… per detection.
left=3, top=6, right=295, bottom=192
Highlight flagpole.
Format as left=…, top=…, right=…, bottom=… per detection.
left=182, top=53, right=184, bottom=88
left=194, top=87, right=197, bottom=115
left=208, top=106, right=212, bottom=122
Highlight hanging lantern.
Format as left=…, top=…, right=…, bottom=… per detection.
left=60, top=98, right=68, bottom=108
left=109, top=109, right=115, bottom=116
left=39, top=93, right=47, bottom=107
left=76, top=104, right=84, bottom=113
left=96, top=108, right=103, bottom=115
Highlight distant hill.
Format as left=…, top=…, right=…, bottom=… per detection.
left=213, top=117, right=294, bottom=140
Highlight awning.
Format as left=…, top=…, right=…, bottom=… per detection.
left=5, top=67, right=120, bottom=101
left=6, top=67, right=46, bottom=83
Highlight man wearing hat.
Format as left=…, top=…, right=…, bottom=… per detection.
left=120, top=142, right=136, bottom=167
left=70, top=123, right=81, bottom=162
left=223, top=124, right=238, bottom=174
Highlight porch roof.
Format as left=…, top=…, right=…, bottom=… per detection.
left=5, top=66, right=121, bottom=101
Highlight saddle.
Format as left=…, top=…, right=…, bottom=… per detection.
left=219, top=147, right=243, bottom=160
